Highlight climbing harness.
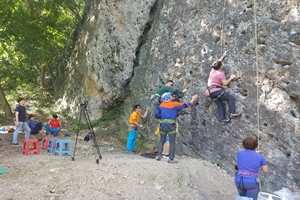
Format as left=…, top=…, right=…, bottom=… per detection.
left=204, top=85, right=223, bottom=97
left=160, top=119, right=176, bottom=124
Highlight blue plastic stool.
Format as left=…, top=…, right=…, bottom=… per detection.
left=47, top=138, right=60, bottom=153
left=54, top=140, right=72, bottom=156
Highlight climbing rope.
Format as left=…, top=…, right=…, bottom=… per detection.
left=220, top=0, right=260, bottom=150
left=254, top=0, right=260, bottom=150
left=254, top=0, right=264, bottom=192
left=220, top=0, right=227, bottom=55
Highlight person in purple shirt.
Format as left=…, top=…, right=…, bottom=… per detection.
left=235, top=136, right=268, bottom=200
left=207, top=51, right=241, bottom=124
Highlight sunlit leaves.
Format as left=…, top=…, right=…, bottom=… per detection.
left=0, top=0, right=85, bottom=90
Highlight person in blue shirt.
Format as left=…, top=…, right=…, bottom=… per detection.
left=27, top=114, right=44, bottom=134
left=235, top=136, right=268, bottom=200
left=155, top=92, right=198, bottom=163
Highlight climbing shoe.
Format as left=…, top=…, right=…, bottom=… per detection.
left=167, top=159, right=178, bottom=164
left=230, top=112, right=241, bottom=118
left=155, top=155, right=161, bottom=161
left=221, top=119, right=231, bottom=125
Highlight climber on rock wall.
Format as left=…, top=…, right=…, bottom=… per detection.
left=206, top=51, right=241, bottom=124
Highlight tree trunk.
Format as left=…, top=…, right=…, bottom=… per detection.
left=0, top=83, right=14, bottom=118
left=40, top=65, right=46, bottom=89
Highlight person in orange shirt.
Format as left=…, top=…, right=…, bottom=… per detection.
left=126, top=105, right=149, bottom=153
left=44, top=114, right=61, bottom=136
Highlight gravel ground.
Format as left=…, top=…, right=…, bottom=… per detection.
left=0, top=131, right=237, bottom=200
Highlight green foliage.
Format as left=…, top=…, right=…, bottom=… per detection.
left=0, top=114, right=4, bottom=122
left=69, top=119, right=100, bottom=132
left=147, top=17, right=155, bottom=24
left=100, top=104, right=124, bottom=122
left=101, top=128, right=118, bottom=137
left=69, top=104, right=125, bottom=132
left=38, top=101, right=51, bottom=109
left=36, top=109, right=44, bottom=115
left=0, top=0, right=86, bottom=115
left=141, top=33, right=149, bottom=41
left=114, top=126, right=129, bottom=146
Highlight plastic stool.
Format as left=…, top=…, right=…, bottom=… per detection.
left=23, top=139, right=40, bottom=155
left=54, top=140, right=72, bottom=156
left=47, top=138, right=60, bottom=153
left=42, top=137, right=51, bottom=150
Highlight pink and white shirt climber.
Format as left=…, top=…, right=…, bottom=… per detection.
left=207, top=68, right=226, bottom=93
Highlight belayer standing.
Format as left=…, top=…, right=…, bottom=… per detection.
left=155, top=92, right=198, bottom=163
left=207, top=51, right=241, bottom=124
left=235, top=136, right=268, bottom=200
left=126, top=105, right=149, bottom=153
left=151, top=80, right=188, bottom=105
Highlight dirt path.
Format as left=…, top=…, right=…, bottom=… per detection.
left=0, top=131, right=237, bottom=200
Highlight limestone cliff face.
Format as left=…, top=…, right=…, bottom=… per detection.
left=59, top=0, right=156, bottom=119
left=60, top=0, right=300, bottom=192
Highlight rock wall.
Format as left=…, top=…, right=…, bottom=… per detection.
left=59, top=0, right=156, bottom=119
left=60, top=0, right=300, bottom=192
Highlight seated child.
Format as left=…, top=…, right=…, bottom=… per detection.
left=44, top=114, right=61, bottom=136
left=27, top=114, right=44, bottom=134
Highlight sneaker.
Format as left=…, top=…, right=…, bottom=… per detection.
left=230, top=112, right=242, bottom=118
left=12, top=143, right=20, bottom=146
left=221, top=119, right=231, bottom=125
left=162, top=154, right=170, bottom=158
left=155, top=155, right=161, bottom=161
left=167, top=159, right=178, bottom=164
left=127, top=150, right=135, bottom=154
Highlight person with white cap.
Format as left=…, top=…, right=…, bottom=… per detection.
left=155, top=92, right=198, bottom=163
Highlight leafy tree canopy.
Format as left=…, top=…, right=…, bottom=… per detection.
left=0, top=0, right=85, bottom=92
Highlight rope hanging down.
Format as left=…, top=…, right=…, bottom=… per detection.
left=221, top=0, right=260, bottom=150
left=220, top=0, right=227, bottom=55
left=254, top=0, right=260, bottom=150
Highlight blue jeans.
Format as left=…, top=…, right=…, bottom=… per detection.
left=30, top=122, right=43, bottom=134
left=210, top=90, right=236, bottom=121
left=44, top=124, right=60, bottom=136
left=13, top=122, right=30, bottom=144
left=126, top=129, right=137, bottom=151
